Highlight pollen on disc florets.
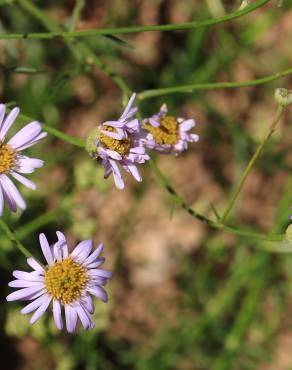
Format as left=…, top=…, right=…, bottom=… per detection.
left=45, top=257, right=88, bottom=305
left=99, top=125, right=131, bottom=157
left=0, top=143, right=16, bottom=174
left=143, top=116, right=180, bottom=145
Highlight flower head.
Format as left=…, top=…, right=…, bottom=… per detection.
left=6, top=232, right=112, bottom=333
left=0, top=104, right=47, bottom=215
left=142, top=104, right=199, bottom=155
left=86, top=94, right=149, bottom=189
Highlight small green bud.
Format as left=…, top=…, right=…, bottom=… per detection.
left=274, top=88, right=292, bottom=107
left=85, top=128, right=99, bottom=157
left=285, top=224, right=292, bottom=243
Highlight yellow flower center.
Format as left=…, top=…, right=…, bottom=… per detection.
left=143, top=116, right=180, bottom=145
left=45, top=258, right=88, bottom=304
left=99, top=125, right=131, bottom=157
left=0, top=143, right=16, bottom=174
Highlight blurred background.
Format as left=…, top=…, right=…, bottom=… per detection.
left=1, top=0, right=292, bottom=369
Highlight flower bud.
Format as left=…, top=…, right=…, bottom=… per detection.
left=85, top=128, right=99, bottom=157
left=274, top=88, right=292, bottom=107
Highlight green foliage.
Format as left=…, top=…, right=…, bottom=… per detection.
left=1, top=1, right=292, bottom=370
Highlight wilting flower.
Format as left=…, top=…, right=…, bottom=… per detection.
left=6, top=232, right=112, bottom=333
left=142, top=104, right=199, bottom=155
left=0, top=104, right=47, bottom=215
left=85, top=93, right=149, bottom=189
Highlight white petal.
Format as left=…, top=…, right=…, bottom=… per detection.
left=71, top=240, right=93, bottom=263
left=27, top=257, right=44, bottom=273
left=30, top=295, right=51, bottom=324
left=109, top=160, right=124, bottom=189
left=11, top=172, right=36, bottom=190
left=0, top=175, right=26, bottom=210
left=65, top=305, right=78, bottom=333
left=81, top=295, right=95, bottom=314
left=105, top=149, right=122, bottom=161
left=0, top=184, right=4, bottom=216
left=12, top=270, right=43, bottom=281
left=84, top=243, right=104, bottom=266
left=17, top=156, right=44, bottom=169
left=88, top=286, right=108, bottom=302
left=21, top=294, right=47, bottom=314
left=0, top=104, right=6, bottom=127
left=0, top=176, right=16, bottom=212
left=75, top=304, right=94, bottom=330
left=88, top=269, right=113, bottom=279
left=101, top=129, right=125, bottom=140
left=6, top=286, right=44, bottom=301
left=119, top=93, right=137, bottom=121
left=125, top=163, right=141, bottom=182
left=179, top=119, right=195, bottom=131
left=0, top=107, right=19, bottom=141
left=39, top=233, right=53, bottom=265
left=8, top=280, right=43, bottom=288
left=56, top=231, right=68, bottom=258
left=16, top=131, right=47, bottom=151
left=53, top=300, right=63, bottom=330
left=8, top=121, right=41, bottom=150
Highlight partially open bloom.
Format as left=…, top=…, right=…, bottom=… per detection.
left=86, top=94, right=149, bottom=189
left=0, top=104, right=47, bottom=215
left=6, top=232, right=112, bottom=333
left=142, top=104, right=199, bottom=155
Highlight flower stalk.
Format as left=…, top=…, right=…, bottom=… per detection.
left=0, top=219, right=37, bottom=260
left=220, top=105, right=285, bottom=223
left=4, top=0, right=271, bottom=40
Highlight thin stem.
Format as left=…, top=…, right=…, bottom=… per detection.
left=138, top=67, right=292, bottom=99
left=1, top=0, right=271, bottom=39
left=0, top=219, right=38, bottom=261
left=69, top=0, right=85, bottom=32
left=41, top=123, right=85, bottom=147
left=7, top=108, right=85, bottom=148
left=221, top=106, right=285, bottom=223
left=148, top=158, right=284, bottom=241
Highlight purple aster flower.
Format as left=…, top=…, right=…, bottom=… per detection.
left=0, top=104, right=47, bottom=215
left=6, top=232, right=112, bottom=333
left=86, top=93, right=149, bottom=189
left=142, top=104, right=199, bottom=155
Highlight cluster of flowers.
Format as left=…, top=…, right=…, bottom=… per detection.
left=2, top=94, right=199, bottom=332
left=86, top=93, right=199, bottom=189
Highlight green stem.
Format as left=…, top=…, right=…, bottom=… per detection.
left=221, top=106, right=285, bottom=223
left=69, top=0, right=85, bottom=32
left=138, top=67, right=292, bottom=99
left=42, top=123, right=85, bottom=147
left=148, top=158, right=283, bottom=241
left=7, top=108, right=85, bottom=148
left=2, top=0, right=270, bottom=39
left=0, top=218, right=39, bottom=261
